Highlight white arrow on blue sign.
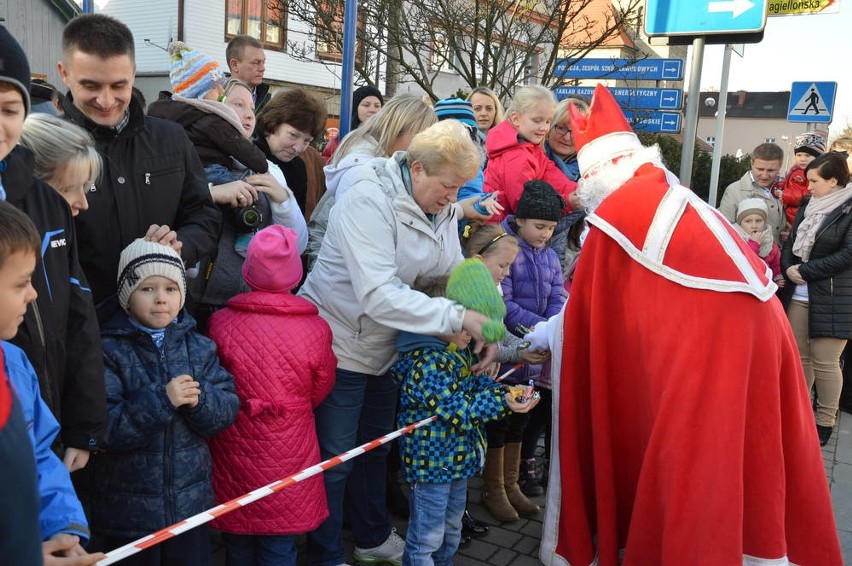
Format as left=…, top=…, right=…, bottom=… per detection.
left=787, top=81, right=837, bottom=124
left=555, top=58, right=684, bottom=81
left=645, top=0, right=767, bottom=36
left=554, top=86, right=683, bottom=110
left=624, top=110, right=683, bottom=133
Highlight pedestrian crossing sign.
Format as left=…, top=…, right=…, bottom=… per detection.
left=787, top=81, right=837, bottom=123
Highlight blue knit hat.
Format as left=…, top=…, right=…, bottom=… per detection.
left=168, top=41, right=225, bottom=99
left=434, top=98, right=477, bottom=129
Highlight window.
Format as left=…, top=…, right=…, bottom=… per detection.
left=430, top=33, right=456, bottom=73
left=316, top=0, right=344, bottom=61
left=314, top=0, right=367, bottom=63
left=706, top=136, right=716, bottom=147
left=226, top=0, right=286, bottom=49
left=764, top=137, right=776, bottom=144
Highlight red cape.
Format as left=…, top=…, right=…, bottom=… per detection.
left=541, top=163, right=841, bottom=565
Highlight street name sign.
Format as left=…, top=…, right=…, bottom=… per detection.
left=554, top=86, right=683, bottom=110
left=624, top=110, right=683, bottom=133
left=787, top=81, right=837, bottom=123
left=645, top=0, right=768, bottom=36
left=555, top=58, right=684, bottom=81
left=769, top=0, right=839, bottom=16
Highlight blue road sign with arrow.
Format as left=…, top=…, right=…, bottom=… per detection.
left=554, top=86, right=683, bottom=110
left=555, top=58, right=684, bottom=81
left=787, top=81, right=837, bottom=124
left=624, top=110, right=682, bottom=133
left=645, top=0, right=767, bottom=36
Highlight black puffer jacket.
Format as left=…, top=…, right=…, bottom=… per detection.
left=61, top=95, right=221, bottom=305
left=4, top=146, right=105, bottom=451
left=782, top=195, right=852, bottom=338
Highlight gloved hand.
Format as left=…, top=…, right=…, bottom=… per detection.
left=523, top=320, right=550, bottom=353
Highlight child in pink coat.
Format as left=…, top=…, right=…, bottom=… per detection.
left=483, top=85, right=577, bottom=222
left=207, top=225, right=337, bottom=565
left=735, top=198, right=784, bottom=287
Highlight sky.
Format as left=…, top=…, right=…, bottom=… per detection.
left=693, top=6, right=850, bottom=137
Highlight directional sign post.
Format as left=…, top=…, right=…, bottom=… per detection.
left=555, top=58, right=684, bottom=81
left=554, top=86, right=683, bottom=110
left=645, top=0, right=768, bottom=36
left=787, top=81, right=837, bottom=124
left=624, top=110, right=682, bottom=134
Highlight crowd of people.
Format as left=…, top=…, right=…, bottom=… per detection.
left=0, top=10, right=847, bottom=566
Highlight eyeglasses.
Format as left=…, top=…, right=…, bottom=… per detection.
left=57, top=181, right=96, bottom=195
left=552, top=124, right=572, bottom=137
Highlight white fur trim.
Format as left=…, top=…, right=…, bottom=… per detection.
left=577, top=132, right=644, bottom=178
left=587, top=166, right=777, bottom=301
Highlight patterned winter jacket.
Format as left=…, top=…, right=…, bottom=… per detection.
left=500, top=218, right=567, bottom=388
left=207, top=291, right=337, bottom=535
left=88, top=310, right=238, bottom=538
left=391, top=332, right=509, bottom=484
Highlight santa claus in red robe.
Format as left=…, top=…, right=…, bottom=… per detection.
left=534, top=84, right=841, bottom=565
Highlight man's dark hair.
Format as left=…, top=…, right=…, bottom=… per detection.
left=752, top=143, right=784, bottom=163
left=0, top=201, right=40, bottom=270
left=256, top=89, right=327, bottom=139
left=226, top=35, right=263, bottom=65
left=62, top=14, right=135, bottom=60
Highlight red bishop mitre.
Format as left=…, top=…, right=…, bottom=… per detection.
left=568, top=83, right=644, bottom=178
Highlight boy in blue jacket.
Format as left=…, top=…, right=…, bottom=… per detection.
left=392, top=261, right=538, bottom=566
left=0, top=200, right=103, bottom=564
left=87, top=239, right=239, bottom=565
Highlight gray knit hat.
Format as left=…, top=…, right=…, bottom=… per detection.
left=116, top=239, right=186, bottom=312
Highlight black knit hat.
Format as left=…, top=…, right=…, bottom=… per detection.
left=516, top=180, right=565, bottom=222
left=0, top=26, right=31, bottom=115
left=351, top=85, right=384, bottom=130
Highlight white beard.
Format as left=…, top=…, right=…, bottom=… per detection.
left=576, top=145, right=665, bottom=213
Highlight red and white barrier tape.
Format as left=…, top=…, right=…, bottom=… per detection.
left=98, top=363, right=521, bottom=564
left=97, top=415, right=437, bottom=565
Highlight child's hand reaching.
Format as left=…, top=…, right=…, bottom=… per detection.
left=166, top=374, right=201, bottom=408
left=505, top=391, right=539, bottom=413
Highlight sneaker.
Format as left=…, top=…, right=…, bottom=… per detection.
left=520, top=458, right=544, bottom=496
left=353, top=528, right=405, bottom=565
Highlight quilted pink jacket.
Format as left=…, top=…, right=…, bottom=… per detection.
left=207, top=291, right=337, bottom=534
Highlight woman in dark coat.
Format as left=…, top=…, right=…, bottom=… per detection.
left=782, top=151, right=852, bottom=445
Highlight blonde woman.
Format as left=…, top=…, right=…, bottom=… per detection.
left=306, top=94, right=436, bottom=267
left=467, top=86, right=504, bottom=135
left=19, top=113, right=101, bottom=216
left=299, top=120, right=500, bottom=566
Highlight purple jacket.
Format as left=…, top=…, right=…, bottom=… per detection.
left=500, top=217, right=567, bottom=387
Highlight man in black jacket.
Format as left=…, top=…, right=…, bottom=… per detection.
left=58, top=14, right=221, bottom=311
left=226, top=35, right=271, bottom=112
left=0, top=25, right=106, bottom=474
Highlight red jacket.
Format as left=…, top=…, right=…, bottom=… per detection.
left=207, top=292, right=337, bottom=535
left=483, top=120, right=576, bottom=221
left=782, top=165, right=809, bottom=226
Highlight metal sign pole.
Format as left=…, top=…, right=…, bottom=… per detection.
left=708, top=44, right=732, bottom=207
left=679, top=37, right=705, bottom=186
left=338, top=0, right=358, bottom=138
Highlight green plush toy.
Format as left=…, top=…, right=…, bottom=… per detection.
left=447, top=258, right=506, bottom=342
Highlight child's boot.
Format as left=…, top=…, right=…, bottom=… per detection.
left=504, top=443, right=540, bottom=516
left=481, top=447, right=519, bottom=521
left=520, top=457, right=544, bottom=496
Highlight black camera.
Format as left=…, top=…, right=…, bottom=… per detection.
left=233, top=202, right=263, bottom=231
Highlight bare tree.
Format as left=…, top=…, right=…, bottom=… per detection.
left=280, top=0, right=642, bottom=100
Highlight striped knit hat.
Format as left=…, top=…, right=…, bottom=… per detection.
left=168, top=41, right=225, bottom=99
left=434, top=97, right=477, bottom=129
left=117, top=239, right=186, bottom=312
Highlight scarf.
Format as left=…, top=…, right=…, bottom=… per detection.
left=792, top=184, right=852, bottom=261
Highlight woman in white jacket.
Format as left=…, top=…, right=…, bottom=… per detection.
left=300, top=120, right=498, bottom=566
